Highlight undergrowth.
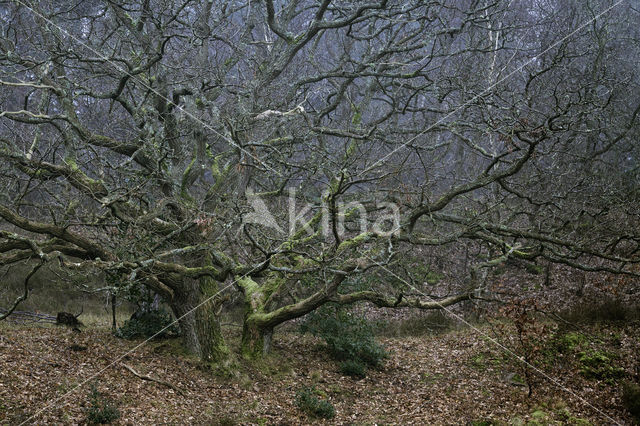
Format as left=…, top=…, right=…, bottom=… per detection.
left=622, top=381, right=640, bottom=422
left=86, top=383, right=120, bottom=425
left=295, top=386, right=335, bottom=419
left=114, top=309, right=179, bottom=339
left=301, top=304, right=387, bottom=377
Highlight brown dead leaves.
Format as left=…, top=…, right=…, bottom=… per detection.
left=0, top=324, right=636, bottom=424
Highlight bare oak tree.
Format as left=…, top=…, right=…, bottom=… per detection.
left=1, top=0, right=639, bottom=363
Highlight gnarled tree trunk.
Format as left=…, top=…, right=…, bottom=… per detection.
left=241, top=319, right=273, bottom=359
left=238, top=276, right=279, bottom=358
left=170, top=276, right=230, bottom=364
left=239, top=274, right=345, bottom=358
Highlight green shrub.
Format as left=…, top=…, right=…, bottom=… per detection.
left=114, top=308, right=179, bottom=339
left=622, top=381, right=640, bottom=422
left=295, top=387, right=335, bottom=419
left=339, top=360, right=367, bottom=379
left=301, top=304, right=387, bottom=370
left=86, top=384, right=120, bottom=425
left=555, top=332, right=588, bottom=353
left=425, top=271, right=443, bottom=284
left=578, top=350, right=625, bottom=383
left=525, top=263, right=543, bottom=275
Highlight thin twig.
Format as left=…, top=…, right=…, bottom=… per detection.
left=121, top=363, right=185, bottom=396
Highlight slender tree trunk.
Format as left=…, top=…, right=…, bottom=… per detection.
left=111, top=293, right=117, bottom=331
left=544, top=262, right=552, bottom=287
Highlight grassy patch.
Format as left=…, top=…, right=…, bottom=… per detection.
left=578, top=350, right=625, bottom=384
left=470, top=352, right=488, bottom=370
left=85, top=383, right=120, bottom=425
left=555, top=331, right=588, bottom=353
left=525, top=263, right=544, bottom=275
left=425, top=271, right=444, bottom=285
left=250, top=354, right=294, bottom=380
left=420, top=372, right=445, bottom=385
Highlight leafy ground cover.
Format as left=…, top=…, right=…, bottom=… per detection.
left=0, top=320, right=638, bottom=425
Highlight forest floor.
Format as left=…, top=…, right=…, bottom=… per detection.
left=1, top=317, right=638, bottom=425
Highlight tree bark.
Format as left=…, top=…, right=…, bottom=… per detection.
left=239, top=280, right=272, bottom=358
left=111, top=293, right=117, bottom=331
left=240, top=319, right=272, bottom=359
left=170, top=276, right=230, bottom=364
left=238, top=274, right=346, bottom=358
